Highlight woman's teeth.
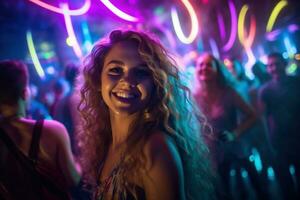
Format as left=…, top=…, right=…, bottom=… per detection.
left=115, top=92, right=135, bottom=99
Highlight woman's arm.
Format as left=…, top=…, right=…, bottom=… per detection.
left=231, top=88, right=257, bottom=137
left=142, top=132, right=186, bottom=200
left=46, top=120, right=82, bottom=187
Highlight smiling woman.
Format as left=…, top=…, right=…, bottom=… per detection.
left=77, top=30, right=215, bottom=200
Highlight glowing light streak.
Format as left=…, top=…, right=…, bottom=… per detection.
left=29, top=0, right=90, bottom=16
left=244, top=48, right=256, bottom=80
left=266, top=0, right=288, bottom=32
left=209, top=38, right=220, bottom=58
left=81, top=21, right=93, bottom=52
left=265, top=29, right=281, bottom=41
left=283, top=36, right=296, bottom=57
left=222, top=1, right=237, bottom=51
left=217, top=12, right=226, bottom=40
left=99, top=0, right=138, bottom=22
left=61, top=3, right=83, bottom=58
left=171, top=0, right=199, bottom=44
left=26, top=31, right=45, bottom=79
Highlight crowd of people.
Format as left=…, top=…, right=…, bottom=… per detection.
left=0, top=29, right=299, bottom=200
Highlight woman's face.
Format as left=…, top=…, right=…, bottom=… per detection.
left=100, top=41, right=154, bottom=116
left=196, top=54, right=218, bottom=82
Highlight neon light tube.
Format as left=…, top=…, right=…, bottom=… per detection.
left=209, top=38, right=220, bottom=58
left=99, top=0, right=139, bottom=22
left=244, top=15, right=256, bottom=48
left=238, top=5, right=249, bottom=45
left=171, top=0, right=199, bottom=44
left=238, top=5, right=256, bottom=48
left=266, top=0, right=288, bottom=32
left=26, top=31, right=45, bottom=79
left=29, top=0, right=90, bottom=16
left=61, top=3, right=83, bottom=58
left=222, top=1, right=237, bottom=52
left=217, top=12, right=226, bottom=40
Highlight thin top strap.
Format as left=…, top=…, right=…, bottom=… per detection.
left=29, top=119, right=44, bottom=162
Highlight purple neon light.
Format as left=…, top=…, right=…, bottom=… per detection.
left=222, top=1, right=237, bottom=52
left=100, top=0, right=139, bottom=22
left=29, top=0, right=90, bottom=16
left=217, top=12, right=226, bottom=40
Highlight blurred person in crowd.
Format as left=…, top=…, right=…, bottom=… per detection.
left=54, top=63, right=80, bottom=155
left=27, top=83, right=52, bottom=120
left=259, top=52, right=300, bottom=199
left=49, top=77, right=69, bottom=116
left=77, top=30, right=215, bottom=200
left=193, top=53, right=265, bottom=199
left=225, top=58, right=252, bottom=101
left=0, top=60, right=81, bottom=199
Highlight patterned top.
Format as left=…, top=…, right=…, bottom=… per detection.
left=94, top=162, right=145, bottom=200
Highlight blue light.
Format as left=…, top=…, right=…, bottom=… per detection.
left=267, top=166, right=275, bottom=180
left=251, top=148, right=263, bottom=172
left=230, top=169, right=236, bottom=177
left=241, top=168, right=248, bottom=178
left=289, top=165, right=296, bottom=176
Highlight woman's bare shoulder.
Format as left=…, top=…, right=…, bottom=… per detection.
left=143, top=131, right=182, bottom=172
left=42, top=120, right=69, bottom=143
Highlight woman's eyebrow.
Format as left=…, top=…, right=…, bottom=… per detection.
left=105, top=60, right=124, bottom=66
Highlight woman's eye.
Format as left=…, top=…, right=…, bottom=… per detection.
left=108, top=67, right=122, bottom=75
left=136, top=69, right=151, bottom=77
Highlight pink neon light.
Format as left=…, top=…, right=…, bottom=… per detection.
left=100, top=0, right=139, bottom=22
left=222, top=1, right=237, bottom=52
left=217, top=12, right=226, bottom=40
left=29, top=0, right=90, bottom=16
left=244, top=15, right=256, bottom=48
left=61, top=3, right=83, bottom=58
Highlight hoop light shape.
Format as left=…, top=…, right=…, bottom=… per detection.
left=100, top=0, right=139, bottom=22
left=238, top=5, right=256, bottom=48
left=171, top=0, right=199, bottom=44
left=222, top=1, right=237, bottom=51
left=61, top=3, right=83, bottom=58
left=266, top=0, right=288, bottom=32
left=26, top=31, right=45, bottom=79
left=29, top=0, right=90, bottom=16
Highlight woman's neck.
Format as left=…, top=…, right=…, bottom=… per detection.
left=109, top=111, right=140, bottom=149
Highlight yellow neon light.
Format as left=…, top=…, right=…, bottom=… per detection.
left=266, top=0, right=288, bottom=32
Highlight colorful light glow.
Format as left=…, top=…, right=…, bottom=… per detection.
left=283, top=36, right=296, bottom=57
left=29, top=0, right=90, bottom=16
left=217, top=12, right=226, bottom=40
left=209, top=38, right=220, bottom=58
left=266, top=0, right=288, bottom=32
left=222, top=1, right=237, bottom=52
left=99, top=0, right=139, bottom=22
left=81, top=21, right=93, bottom=52
left=265, top=29, right=281, bottom=41
left=26, top=31, right=45, bottom=79
left=61, top=3, right=83, bottom=58
left=171, top=0, right=199, bottom=44
left=244, top=47, right=256, bottom=80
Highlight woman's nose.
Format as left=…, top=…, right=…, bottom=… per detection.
left=119, top=73, right=137, bottom=88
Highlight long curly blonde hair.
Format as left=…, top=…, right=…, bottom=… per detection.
left=77, top=30, right=215, bottom=199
